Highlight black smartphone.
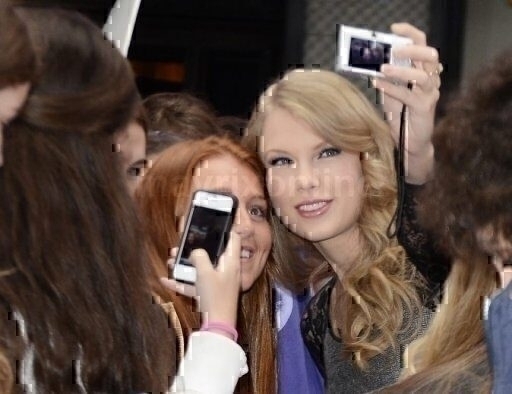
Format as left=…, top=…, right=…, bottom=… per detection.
left=172, top=190, right=238, bottom=284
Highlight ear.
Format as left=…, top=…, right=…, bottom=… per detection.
left=476, top=224, right=512, bottom=263
left=476, top=225, right=512, bottom=289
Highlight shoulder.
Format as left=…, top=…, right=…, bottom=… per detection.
left=300, top=277, right=336, bottom=374
left=302, top=277, right=335, bottom=324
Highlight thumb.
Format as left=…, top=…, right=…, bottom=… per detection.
left=189, top=248, right=214, bottom=275
left=216, top=232, right=241, bottom=274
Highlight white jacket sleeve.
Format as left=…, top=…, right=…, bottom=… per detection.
left=169, top=331, right=248, bottom=394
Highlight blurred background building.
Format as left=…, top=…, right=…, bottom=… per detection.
left=16, top=0, right=512, bottom=117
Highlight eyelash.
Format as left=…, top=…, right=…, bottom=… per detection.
left=268, top=147, right=341, bottom=166
left=269, top=157, right=293, bottom=167
left=249, top=205, right=268, bottom=219
left=127, top=161, right=148, bottom=177
left=318, top=147, right=341, bottom=158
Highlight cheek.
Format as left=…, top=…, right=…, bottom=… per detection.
left=256, top=223, right=272, bottom=258
left=267, top=169, right=292, bottom=209
left=333, top=173, right=364, bottom=200
left=252, top=222, right=271, bottom=270
left=126, top=178, right=138, bottom=198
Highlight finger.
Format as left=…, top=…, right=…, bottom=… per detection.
left=166, top=257, right=176, bottom=271
left=169, top=247, right=178, bottom=258
left=392, top=45, right=439, bottom=65
left=160, top=277, right=197, bottom=298
left=380, top=64, right=431, bottom=90
left=390, top=23, right=426, bottom=46
left=189, top=248, right=214, bottom=274
left=216, top=231, right=241, bottom=274
left=374, top=77, right=439, bottom=112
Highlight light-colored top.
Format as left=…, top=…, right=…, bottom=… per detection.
left=170, top=331, right=248, bottom=394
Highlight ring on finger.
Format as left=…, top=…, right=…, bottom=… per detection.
left=426, top=63, right=444, bottom=77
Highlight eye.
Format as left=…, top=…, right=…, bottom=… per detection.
left=249, top=205, right=268, bottom=219
left=318, top=147, right=341, bottom=159
left=268, top=157, right=293, bottom=167
left=127, top=160, right=148, bottom=178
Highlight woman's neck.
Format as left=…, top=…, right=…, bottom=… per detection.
left=314, top=225, right=361, bottom=278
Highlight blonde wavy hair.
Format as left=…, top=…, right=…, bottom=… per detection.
left=380, top=256, right=494, bottom=393
left=244, top=69, right=422, bottom=368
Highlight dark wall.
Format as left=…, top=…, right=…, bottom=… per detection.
left=129, top=0, right=288, bottom=116
left=14, top=0, right=464, bottom=117
left=17, top=0, right=306, bottom=117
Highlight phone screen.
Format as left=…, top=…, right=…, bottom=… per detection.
left=179, top=205, right=232, bottom=267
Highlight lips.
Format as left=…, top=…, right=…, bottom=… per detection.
left=295, top=199, right=332, bottom=217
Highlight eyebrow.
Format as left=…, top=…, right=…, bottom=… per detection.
left=263, top=140, right=329, bottom=155
left=130, top=158, right=148, bottom=167
left=253, top=195, right=268, bottom=205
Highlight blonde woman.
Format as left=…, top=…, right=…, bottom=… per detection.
left=243, top=24, right=443, bottom=392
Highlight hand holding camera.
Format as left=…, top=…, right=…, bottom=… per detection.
left=337, top=23, right=442, bottom=185
left=336, top=24, right=413, bottom=77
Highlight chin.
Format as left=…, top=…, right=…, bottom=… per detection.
left=240, top=275, right=258, bottom=293
left=240, top=281, right=252, bottom=293
left=296, top=228, right=329, bottom=242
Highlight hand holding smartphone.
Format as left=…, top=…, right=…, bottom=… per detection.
left=173, top=190, right=238, bottom=284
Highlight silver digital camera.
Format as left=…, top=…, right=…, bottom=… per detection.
left=335, top=25, right=412, bottom=77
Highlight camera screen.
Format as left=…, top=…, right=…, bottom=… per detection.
left=180, top=205, right=231, bottom=266
left=348, top=38, right=391, bottom=71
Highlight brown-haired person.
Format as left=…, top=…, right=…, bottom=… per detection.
left=143, top=92, right=222, bottom=162
left=115, top=104, right=148, bottom=197
left=0, top=6, right=246, bottom=393
left=0, top=0, right=35, bottom=167
left=217, top=115, right=248, bottom=141
left=379, top=49, right=512, bottom=394
left=138, top=136, right=277, bottom=393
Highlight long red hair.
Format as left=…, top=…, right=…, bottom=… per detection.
left=136, top=135, right=277, bottom=393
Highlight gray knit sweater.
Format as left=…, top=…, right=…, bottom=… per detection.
left=301, top=277, right=431, bottom=394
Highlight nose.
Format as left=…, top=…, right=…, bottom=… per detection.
left=233, top=207, right=254, bottom=238
left=295, top=163, right=320, bottom=191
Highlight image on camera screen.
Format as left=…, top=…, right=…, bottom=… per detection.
left=348, top=38, right=391, bottom=72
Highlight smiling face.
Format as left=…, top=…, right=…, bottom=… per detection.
left=190, top=153, right=271, bottom=291
left=261, top=107, right=364, bottom=244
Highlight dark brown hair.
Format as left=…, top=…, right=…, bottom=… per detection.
left=0, top=2, right=35, bottom=87
left=143, top=92, right=221, bottom=155
left=217, top=115, right=248, bottom=140
left=420, top=49, right=512, bottom=258
left=0, top=8, right=175, bottom=393
left=379, top=49, right=512, bottom=394
left=136, top=136, right=277, bottom=393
